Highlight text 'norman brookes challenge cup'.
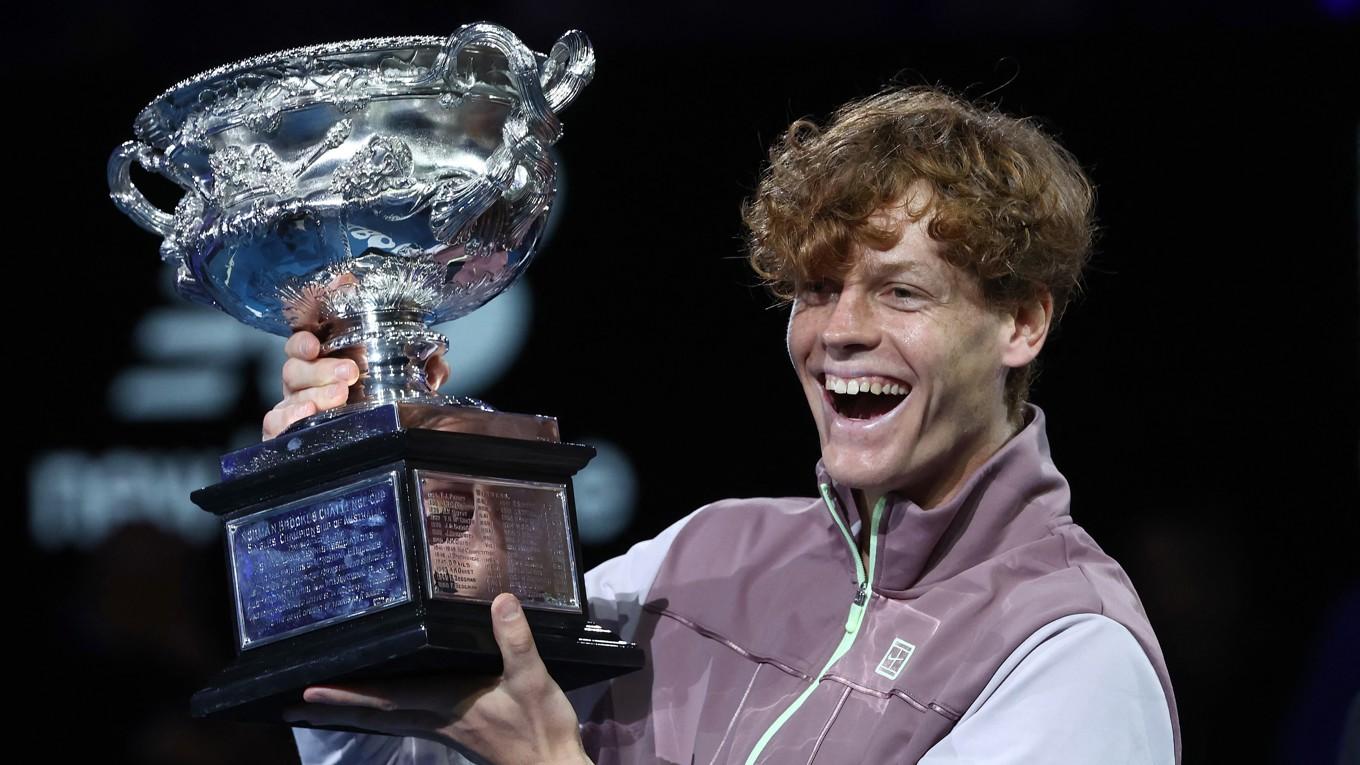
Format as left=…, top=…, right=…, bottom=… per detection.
left=108, top=22, right=642, bottom=726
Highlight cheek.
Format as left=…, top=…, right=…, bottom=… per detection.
left=787, top=307, right=817, bottom=367
left=903, top=321, right=980, bottom=389
left=937, top=325, right=1006, bottom=401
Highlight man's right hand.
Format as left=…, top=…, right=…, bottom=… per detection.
left=261, top=331, right=450, bottom=440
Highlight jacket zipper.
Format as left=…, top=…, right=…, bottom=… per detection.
left=742, top=485, right=884, bottom=764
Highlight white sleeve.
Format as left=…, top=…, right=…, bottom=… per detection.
left=568, top=505, right=706, bottom=719
left=918, top=613, right=1175, bottom=765
left=294, top=506, right=706, bottom=765
left=292, top=729, right=480, bottom=765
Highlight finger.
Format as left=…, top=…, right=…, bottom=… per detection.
left=302, top=685, right=399, bottom=712
left=283, top=356, right=359, bottom=395
left=303, top=675, right=491, bottom=715
left=426, top=354, right=450, bottom=390
left=491, top=593, right=549, bottom=689
left=279, top=378, right=353, bottom=411
left=284, top=331, right=322, bottom=361
left=262, top=401, right=315, bottom=441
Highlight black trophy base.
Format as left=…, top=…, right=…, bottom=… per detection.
left=189, top=402, right=645, bottom=727
left=191, top=605, right=643, bottom=725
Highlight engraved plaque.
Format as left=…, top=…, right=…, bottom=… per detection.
left=416, top=470, right=580, bottom=612
left=227, top=471, right=410, bottom=649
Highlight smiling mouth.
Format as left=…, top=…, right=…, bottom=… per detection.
left=822, top=374, right=910, bottom=421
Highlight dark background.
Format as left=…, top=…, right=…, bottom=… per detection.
left=17, top=1, right=1359, bottom=763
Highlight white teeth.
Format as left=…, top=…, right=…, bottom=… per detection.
left=824, top=374, right=910, bottom=397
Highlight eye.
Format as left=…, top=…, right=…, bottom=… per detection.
left=799, top=278, right=839, bottom=304
left=884, top=284, right=924, bottom=308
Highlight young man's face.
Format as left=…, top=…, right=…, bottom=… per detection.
left=788, top=199, right=1042, bottom=508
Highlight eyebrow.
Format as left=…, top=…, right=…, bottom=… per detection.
left=859, top=257, right=934, bottom=280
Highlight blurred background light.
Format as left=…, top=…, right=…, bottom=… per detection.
left=28, top=449, right=221, bottom=550
left=572, top=438, right=639, bottom=545
left=133, top=306, right=269, bottom=362
left=1319, top=0, right=1358, bottom=21
left=109, top=366, right=243, bottom=421
left=432, top=280, right=534, bottom=397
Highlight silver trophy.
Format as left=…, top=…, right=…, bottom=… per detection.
left=108, top=22, right=641, bottom=725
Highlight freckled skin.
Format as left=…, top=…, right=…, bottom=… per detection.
left=788, top=195, right=1050, bottom=514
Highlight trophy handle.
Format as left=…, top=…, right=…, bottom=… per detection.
left=540, top=31, right=595, bottom=113
left=425, top=23, right=593, bottom=144
left=107, top=140, right=186, bottom=237
left=419, top=24, right=590, bottom=243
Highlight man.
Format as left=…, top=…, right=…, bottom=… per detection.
left=274, top=87, right=1180, bottom=764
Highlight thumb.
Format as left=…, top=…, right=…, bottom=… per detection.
left=491, top=593, right=548, bottom=686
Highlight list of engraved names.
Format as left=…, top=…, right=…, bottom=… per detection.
left=424, top=476, right=577, bottom=609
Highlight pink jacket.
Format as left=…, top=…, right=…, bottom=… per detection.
left=294, top=406, right=1180, bottom=763
left=577, top=406, right=1180, bottom=763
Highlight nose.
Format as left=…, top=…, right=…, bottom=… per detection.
left=820, top=287, right=878, bottom=353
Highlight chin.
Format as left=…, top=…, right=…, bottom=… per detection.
left=820, top=453, right=901, bottom=496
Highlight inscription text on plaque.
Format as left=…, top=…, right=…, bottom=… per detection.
left=416, top=470, right=580, bottom=612
left=227, top=470, right=410, bottom=649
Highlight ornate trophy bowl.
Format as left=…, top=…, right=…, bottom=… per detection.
left=110, top=22, right=593, bottom=414
left=108, top=23, right=642, bottom=727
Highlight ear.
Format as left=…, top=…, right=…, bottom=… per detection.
left=998, top=290, right=1053, bottom=369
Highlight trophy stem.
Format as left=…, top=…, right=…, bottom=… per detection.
left=320, top=309, right=448, bottom=408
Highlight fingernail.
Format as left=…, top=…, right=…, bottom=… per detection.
left=328, top=383, right=348, bottom=398
left=334, top=363, right=355, bottom=382
left=494, top=595, right=522, bottom=621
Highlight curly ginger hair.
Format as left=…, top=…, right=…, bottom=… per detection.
left=743, top=86, right=1096, bottom=416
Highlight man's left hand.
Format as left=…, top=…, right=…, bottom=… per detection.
left=284, top=593, right=590, bottom=765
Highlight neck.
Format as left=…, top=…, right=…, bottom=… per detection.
left=852, top=489, right=878, bottom=565
left=851, top=415, right=1023, bottom=563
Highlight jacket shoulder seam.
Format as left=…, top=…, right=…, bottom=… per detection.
left=643, top=603, right=812, bottom=681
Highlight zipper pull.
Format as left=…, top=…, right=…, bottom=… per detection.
left=845, top=581, right=868, bottom=633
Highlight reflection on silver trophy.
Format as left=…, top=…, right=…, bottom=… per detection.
left=107, top=22, right=641, bottom=724
left=109, top=21, right=593, bottom=413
